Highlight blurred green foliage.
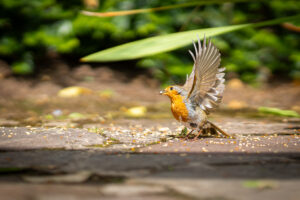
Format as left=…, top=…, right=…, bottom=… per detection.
left=0, top=0, right=299, bottom=84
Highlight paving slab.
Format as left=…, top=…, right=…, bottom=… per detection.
left=0, top=183, right=177, bottom=200
left=0, top=150, right=299, bottom=179
left=0, top=125, right=170, bottom=151
left=129, top=178, right=300, bottom=200
left=217, top=120, right=299, bottom=135
left=0, top=127, right=105, bottom=150
left=0, top=119, right=299, bottom=200
left=140, top=135, right=300, bottom=153
left=0, top=119, right=298, bottom=151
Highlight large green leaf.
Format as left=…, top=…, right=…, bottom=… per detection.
left=81, top=15, right=300, bottom=62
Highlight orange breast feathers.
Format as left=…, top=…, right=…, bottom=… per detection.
left=170, top=95, right=189, bottom=122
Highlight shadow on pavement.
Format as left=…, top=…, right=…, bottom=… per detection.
left=0, top=149, right=299, bottom=181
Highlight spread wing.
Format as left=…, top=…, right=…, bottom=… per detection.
left=183, top=35, right=225, bottom=114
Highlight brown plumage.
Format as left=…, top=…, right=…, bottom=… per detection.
left=160, top=35, right=231, bottom=138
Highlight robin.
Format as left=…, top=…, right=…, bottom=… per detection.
left=160, top=35, right=231, bottom=139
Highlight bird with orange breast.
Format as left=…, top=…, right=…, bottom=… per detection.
left=160, top=35, right=232, bottom=139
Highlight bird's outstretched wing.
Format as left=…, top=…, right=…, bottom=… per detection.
left=183, top=35, right=225, bottom=114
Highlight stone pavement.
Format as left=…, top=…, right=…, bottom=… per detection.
left=0, top=119, right=299, bottom=200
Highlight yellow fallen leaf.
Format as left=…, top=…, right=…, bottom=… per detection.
left=131, top=147, right=136, bottom=151
left=227, top=78, right=244, bottom=89
left=57, top=86, right=93, bottom=98
left=125, top=106, right=147, bottom=117
left=228, top=100, right=248, bottom=109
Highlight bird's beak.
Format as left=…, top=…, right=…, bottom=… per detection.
left=160, top=89, right=166, bottom=95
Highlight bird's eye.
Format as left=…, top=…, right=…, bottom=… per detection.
left=170, top=87, right=173, bottom=90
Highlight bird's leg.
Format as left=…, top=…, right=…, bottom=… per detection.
left=193, top=129, right=203, bottom=140
left=185, top=129, right=194, bottom=139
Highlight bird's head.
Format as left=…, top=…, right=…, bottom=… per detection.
left=160, top=86, right=180, bottom=99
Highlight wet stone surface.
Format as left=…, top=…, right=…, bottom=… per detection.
left=0, top=119, right=299, bottom=200
left=0, top=127, right=105, bottom=150
left=0, top=125, right=172, bottom=151
left=0, top=119, right=298, bottom=151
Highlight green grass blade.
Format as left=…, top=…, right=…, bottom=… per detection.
left=81, top=0, right=258, bottom=17
left=258, top=107, right=300, bottom=117
left=81, top=15, right=300, bottom=62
